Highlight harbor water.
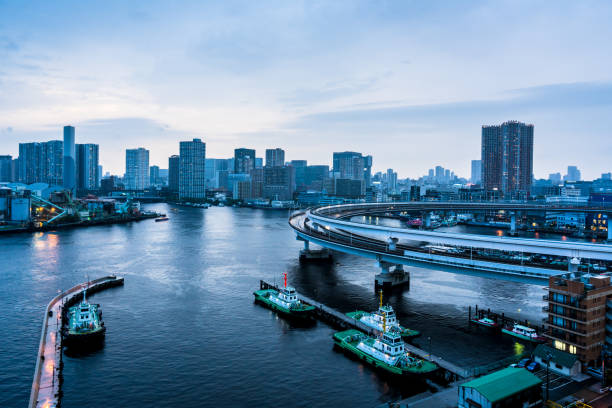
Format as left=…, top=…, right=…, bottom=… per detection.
left=0, top=204, right=545, bottom=407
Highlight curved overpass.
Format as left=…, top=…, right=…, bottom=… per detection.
left=289, top=203, right=612, bottom=285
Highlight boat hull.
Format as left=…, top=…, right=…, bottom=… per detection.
left=253, top=290, right=315, bottom=321
left=501, top=328, right=545, bottom=343
left=333, top=330, right=437, bottom=377
left=62, top=326, right=106, bottom=348
left=471, top=319, right=499, bottom=329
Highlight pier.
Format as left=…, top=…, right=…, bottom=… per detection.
left=259, top=280, right=470, bottom=379
left=29, top=275, right=124, bottom=408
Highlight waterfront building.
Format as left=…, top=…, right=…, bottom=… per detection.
left=290, top=160, right=307, bottom=191
left=265, top=148, right=285, bottom=167
left=305, top=165, right=329, bottom=191
left=543, top=272, right=612, bottom=366
left=263, top=166, right=294, bottom=201
left=76, top=143, right=99, bottom=191
left=0, top=155, right=12, bottom=182
left=18, top=141, right=63, bottom=186
left=334, top=178, right=362, bottom=198
left=125, top=148, right=150, bottom=190
left=564, top=166, right=581, bottom=182
left=150, top=165, right=160, bottom=187
left=532, top=344, right=581, bottom=377
left=249, top=168, right=264, bottom=199
left=471, top=160, right=481, bottom=184
left=233, top=179, right=251, bottom=200
left=63, top=125, right=76, bottom=194
left=179, top=138, right=206, bottom=201
left=333, top=151, right=367, bottom=195
left=481, top=121, right=534, bottom=198
left=234, top=148, right=256, bottom=174
left=168, top=155, right=179, bottom=192
left=602, top=173, right=612, bottom=181
left=458, top=367, right=542, bottom=408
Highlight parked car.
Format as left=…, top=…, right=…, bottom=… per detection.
left=527, top=362, right=540, bottom=372
left=517, top=358, right=532, bottom=368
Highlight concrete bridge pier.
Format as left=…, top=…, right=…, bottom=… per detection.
left=423, top=212, right=432, bottom=229
left=375, top=260, right=410, bottom=290
left=297, top=236, right=332, bottom=263
left=509, top=213, right=518, bottom=236
left=387, top=237, right=398, bottom=251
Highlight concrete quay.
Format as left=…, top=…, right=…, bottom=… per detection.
left=29, top=275, right=124, bottom=408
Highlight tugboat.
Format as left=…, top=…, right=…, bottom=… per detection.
left=502, top=323, right=545, bottom=343
left=155, top=216, right=169, bottom=222
left=471, top=316, right=500, bottom=329
left=346, top=290, right=419, bottom=339
left=63, top=285, right=105, bottom=348
left=333, top=314, right=436, bottom=377
left=253, top=273, right=315, bottom=320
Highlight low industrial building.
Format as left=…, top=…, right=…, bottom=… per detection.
left=458, top=367, right=542, bottom=408
left=532, top=344, right=581, bottom=377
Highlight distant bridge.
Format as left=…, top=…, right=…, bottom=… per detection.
left=289, top=203, right=612, bottom=285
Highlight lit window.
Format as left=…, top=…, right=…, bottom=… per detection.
left=569, top=345, right=576, bottom=354
left=554, top=340, right=566, bottom=351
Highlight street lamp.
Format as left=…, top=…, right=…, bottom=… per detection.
left=545, top=351, right=552, bottom=402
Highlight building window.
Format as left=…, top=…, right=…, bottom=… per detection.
left=569, top=345, right=577, bottom=354
left=554, top=340, right=566, bottom=351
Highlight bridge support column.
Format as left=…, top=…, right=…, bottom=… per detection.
left=569, top=257, right=581, bottom=273
left=387, top=237, right=398, bottom=251
left=509, top=213, right=518, bottom=236
left=297, top=236, right=332, bottom=263
left=424, top=212, right=432, bottom=229
left=375, top=261, right=410, bottom=290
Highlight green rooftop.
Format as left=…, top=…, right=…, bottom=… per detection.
left=461, top=367, right=542, bottom=403
left=533, top=344, right=579, bottom=368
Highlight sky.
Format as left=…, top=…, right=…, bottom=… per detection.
left=0, top=0, right=611, bottom=179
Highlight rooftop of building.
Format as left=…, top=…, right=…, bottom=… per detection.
left=550, top=271, right=612, bottom=290
left=533, top=344, right=579, bottom=368
left=461, top=367, right=542, bottom=402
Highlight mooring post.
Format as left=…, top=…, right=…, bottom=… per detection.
left=468, top=306, right=471, bottom=326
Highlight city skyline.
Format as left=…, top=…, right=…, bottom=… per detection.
left=1, top=1, right=611, bottom=179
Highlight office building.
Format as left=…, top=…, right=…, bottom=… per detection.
left=333, top=151, right=365, bottom=180
left=179, top=138, right=206, bottom=200
left=543, top=272, right=612, bottom=366
left=76, top=143, right=99, bottom=190
left=335, top=179, right=363, bottom=198
left=364, top=155, right=373, bottom=187
left=305, top=165, right=329, bottom=191
left=265, top=148, right=285, bottom=167
left=63, top=125, right=76, bottom=194
left=18, top=141, right=63, bottom=185
left=168, top=155, right=179, bottom=192
left=471, top=160, right=482, bottom=184
left=125, top=148, right=150, bottom=190
left=482, top=121, right=534, bottom=197
left=565, top=166, right=581, bottom=182
left=0, top=155, right=12, bottom=182
left=602, top=173, right=612, bottom=181
left=386, top=169, right=397, bottom=192
left=150, top=165, right=160, bottom=187
left=234, top=148, right=256, bottom=174
left=263, top=166, right=294, bottom=201
left=290, top=160, right=307, bottom=191
left=549, top=173, right=562, bottom=184
left=249, top=168, right=264, bottom=199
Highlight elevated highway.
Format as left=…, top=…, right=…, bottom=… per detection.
left=289, top=203, right=612, bottom=285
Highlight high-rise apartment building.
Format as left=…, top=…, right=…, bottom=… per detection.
left=18, top=141, right=63, bottom=185
left=482, top=121, right=534, bottom=197
left=333, top=152, right=366, bottom=180
left=565, top=166, right=581, bottom=182
left=150, top=165, right=160, bottom=187
left=471, top=160, right=482, bottom=184
left=0, top=155, right=12, bottom=182
left=63, top=125, right=76, bottom=194
left=290, top=160, right=307, bottom=191
left=125, top=148, right=150, bottom=190
left=179, top=138, right=206, bottom=200
left=305, top=165, right=329, bottom=191
left=76, top=143, right=99, bottom=190
left=234, top=148, right=256, bottom=174
left=265, top=148, right=285, bottom=167
left=263, top=166, right=294, bottom=201
left=168, top=155, right=180, bottom=192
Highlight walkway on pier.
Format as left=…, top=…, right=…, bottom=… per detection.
left=260, top=281, right=470, bottom=379
left=29, top=275, right=124, bottom=408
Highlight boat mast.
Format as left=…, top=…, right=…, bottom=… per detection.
left=283, top=272, right=287, bottom=288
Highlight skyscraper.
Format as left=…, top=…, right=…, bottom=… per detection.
left=125, top=148, right=150, bottom=190
left=290, top=160, right=307, bottom=191
left=0, top=155, right=12, bottom=182
left=179, top=138, right=206, bottom=200
left=63, top=125, right=76, bottom=194
left=234, top=148, right=256, bottom=174
left=333, top=152, right=366, bottom=181
left=76, top=143, right=99, bottom=190
left=265, top=148, right=285, bottom=167
left=564, top=166, right=581, bottom=182
left=168, top=155, right=180, bottom=192
left=18, top=141, right=63, bottom=185
left=263, top=165, right=294, bottom=201
left=150, top=165, right=160, bottom=187
left=471, top=160, right=482, bottom=184
left=482, top=121, right=534, bottom=196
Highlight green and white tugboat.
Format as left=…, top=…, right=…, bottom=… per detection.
left=333, top=314, right=437, bottom=377
left=63, top=285, right=105, bottom=348
left=346, top=290, right=420, bottom=339
left=253, top=273, right=315, bottom=320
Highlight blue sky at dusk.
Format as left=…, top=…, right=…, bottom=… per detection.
left=0, top=0, right=611, bottom=178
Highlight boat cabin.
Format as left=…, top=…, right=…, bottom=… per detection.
left=375, top=332, right=405, bottom=356
left=278, top=286, right=298, bottom=304
left=514, top=324, right=537, bottom=337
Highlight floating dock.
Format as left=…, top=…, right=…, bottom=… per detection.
left=259, top=280, right=469, bottom=379
left=29, top=275, right=124, bottom=408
